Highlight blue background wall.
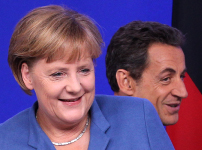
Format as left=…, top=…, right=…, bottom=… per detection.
left=0, top=0, right=172, bottom=123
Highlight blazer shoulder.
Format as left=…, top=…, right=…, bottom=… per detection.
left=0, top=108, right=30, bottom=135
left=94, top=95, right=174, bottom=150
left=94, top=94, right=158, bottom=120
left=95, top=94, right=154, bottom=109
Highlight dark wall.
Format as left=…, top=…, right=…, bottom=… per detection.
left=172, top=0, right=202, bottom=93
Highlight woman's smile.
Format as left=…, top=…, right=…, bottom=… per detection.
left=58, top=93, right=85, bottom=102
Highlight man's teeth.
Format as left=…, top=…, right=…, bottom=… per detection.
left=168, top=104, right=179, bottom=107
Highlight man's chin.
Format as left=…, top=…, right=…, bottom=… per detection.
left=162, top=115, right=179, bottom=126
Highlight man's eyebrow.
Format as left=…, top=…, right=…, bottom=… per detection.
left=160, top=68, right=176, bottom=75
left=181, top=68, right=187, bottom=74
left=159, top=68, right=187, bottom=75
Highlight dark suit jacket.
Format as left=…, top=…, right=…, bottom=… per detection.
left=0, top=95, right=174, bottom=150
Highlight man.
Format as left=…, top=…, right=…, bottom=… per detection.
left=105, top=21, right=188, bottom=126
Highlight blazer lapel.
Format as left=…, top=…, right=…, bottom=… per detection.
left=88, top=100, right=110, bottom=150
left=27, top=102, right=56, bottom=150
left=27, top=100, right=110, bottom=150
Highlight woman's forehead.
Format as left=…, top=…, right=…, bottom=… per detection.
left=42, top=38, right=100, bottom=63
left=46, top=47, right=92, bottom=63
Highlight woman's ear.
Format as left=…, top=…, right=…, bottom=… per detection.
left=115, top=69, right=136, bottom=96
left=21, top=63, right=34, bottom=90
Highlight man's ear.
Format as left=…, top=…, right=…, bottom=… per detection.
left=21, top=63, right=34, bottom=90
left=115, top=69, right=136, bottom=96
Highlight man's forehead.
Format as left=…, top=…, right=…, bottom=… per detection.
left=147, top=43, right=185, bottom=63
left=145, top=43, right=186, bottom=74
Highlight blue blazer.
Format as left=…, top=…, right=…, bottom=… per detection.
left=0, top=95, right=174, bottom=150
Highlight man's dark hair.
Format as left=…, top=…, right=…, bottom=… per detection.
left=106, top=20, right=185, bottom=92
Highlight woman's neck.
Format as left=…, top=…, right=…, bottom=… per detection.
left=36, top=108, right=90, bottom=146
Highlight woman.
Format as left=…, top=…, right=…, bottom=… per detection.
left=0, top=5, right=174, bottom=150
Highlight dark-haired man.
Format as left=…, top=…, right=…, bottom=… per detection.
left=106, top=21, right=188, bottom=126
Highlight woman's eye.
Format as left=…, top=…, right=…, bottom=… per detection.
left=79, top=68, right=91, bottom=75
left=51, top=72, right=64, bottom=77
left=49, top=72, right=67, bottom=80
left=50, top=72, right=67, bottom=80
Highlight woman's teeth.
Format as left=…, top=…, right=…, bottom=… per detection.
left=59, top=97, right=80, bottom=102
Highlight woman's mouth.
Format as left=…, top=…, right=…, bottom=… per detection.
left=58, top=97, right=80, bottom=102
left=58, top=94, right=85, bottom=102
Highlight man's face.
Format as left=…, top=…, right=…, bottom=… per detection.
left=132, top=43, right=188, bottom=126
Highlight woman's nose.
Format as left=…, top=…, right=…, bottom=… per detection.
left=65, top=75, right=82, bottom=94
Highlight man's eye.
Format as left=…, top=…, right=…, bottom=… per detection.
left=161, top=77, right=171, bottom=84
left=163, top=77, right=170, bottom=81
left=180, top=74, right=186, bottom=80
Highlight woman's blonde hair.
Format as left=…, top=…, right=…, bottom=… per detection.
left=8, top=5, right=103, bottom=95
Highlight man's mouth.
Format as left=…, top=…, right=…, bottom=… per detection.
left=167, top=104, right=180, bottom=108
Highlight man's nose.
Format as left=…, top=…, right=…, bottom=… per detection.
left=172, top=79, right=188, bottom=98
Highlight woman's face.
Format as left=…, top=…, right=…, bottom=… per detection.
left=22, top=57, right=95, bottom=125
